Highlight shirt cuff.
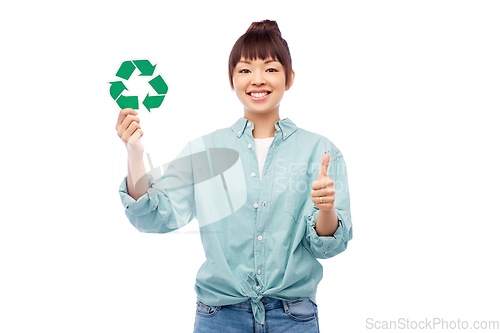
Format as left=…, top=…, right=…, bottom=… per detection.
left=305, top=208, right=344, bottom=256
left=118, top=173, right=160, bottom=216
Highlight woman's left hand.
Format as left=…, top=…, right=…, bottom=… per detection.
left=310, top=153, right=335, bottom=211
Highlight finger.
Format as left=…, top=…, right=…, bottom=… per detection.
left=311, top=187, right=335, bottom=198
left=312, top=195, right=336, bottom=208
left=122, top=121, right=141, bottom=142
left=116, top=108, right=138, bottom=129
left=117, top=115, right=141, bottom=141
left=122, top=115, right=140, bottom=129
left=312, top=195, right=333, bottom=204
left=311, top=179, right=324, bottom=191
left=117, top=116, right=141, bottom=138
left=128, top=127, right=143, bottom=144
left=310, top=187, right=327, bottom=197
left=317, top=153, right=330, bottom=180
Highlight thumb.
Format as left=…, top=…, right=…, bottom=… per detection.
left=317, top=153, right=330, bottom=180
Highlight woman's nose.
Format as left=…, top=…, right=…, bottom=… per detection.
left=251, top=72, right=266, bottom=85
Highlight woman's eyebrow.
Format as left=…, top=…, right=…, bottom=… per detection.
left=237, top=59, right=279, bottom=64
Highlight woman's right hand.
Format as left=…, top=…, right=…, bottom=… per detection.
left=116, top=108, right=144, bottom=157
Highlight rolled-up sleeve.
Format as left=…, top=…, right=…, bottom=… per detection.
left=301, top=141, right=353, bottom=259
left=118, top=142, right=197, bottom=234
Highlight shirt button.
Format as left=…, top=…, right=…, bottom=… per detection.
left=247, top=123, right=251, bottom=127
left=263, top=201, right=266, bottom=207
left=272, top=144, right=275, bottom=148
left=258, top=235, right=263, bottom=241
left=251, top=172, right=256, bottom=177
left=248, top=144, right=252, bottom=148
left=238, top=131, right=241, bottom=135
left=266, top=172, right=269, bottom=177
left=284, top=132, right=287, bottom=136
left=257, top=269, right=261, bottom=274
left=254, top=203, right=258, bottom=208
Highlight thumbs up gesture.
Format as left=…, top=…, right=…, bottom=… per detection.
left=310, top=153, right=335, bottom=211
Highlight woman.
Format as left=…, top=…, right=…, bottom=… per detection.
left=116, top=19, right=352, bottom=333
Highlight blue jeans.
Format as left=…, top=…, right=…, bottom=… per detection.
left=193, top=296, right=320, bottom=332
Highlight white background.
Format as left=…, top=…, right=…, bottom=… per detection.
left=1, top=0, right=499, bottom=332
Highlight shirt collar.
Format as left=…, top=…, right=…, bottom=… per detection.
left=230, top=116, right=298, bottom=141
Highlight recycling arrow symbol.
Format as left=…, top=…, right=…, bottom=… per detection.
left=109, top=60, right=168, bottom=112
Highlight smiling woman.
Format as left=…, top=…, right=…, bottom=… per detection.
left=117, top=19, right=352, bottom=333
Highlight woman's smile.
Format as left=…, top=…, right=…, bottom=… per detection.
left=248, top=90, right=272, bottom=101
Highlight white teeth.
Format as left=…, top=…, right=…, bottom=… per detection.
left=250, top=92, right=268, bottom=98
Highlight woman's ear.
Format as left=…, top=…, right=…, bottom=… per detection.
left=285, top=70, right=295, bottom=91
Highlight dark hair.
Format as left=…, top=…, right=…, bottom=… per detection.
left=228, top=20, right=293, bottom=90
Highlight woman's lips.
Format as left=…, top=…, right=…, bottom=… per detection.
left=248, top=92, right=271, bottom=101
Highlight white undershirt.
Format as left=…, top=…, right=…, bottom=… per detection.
left=253, top=137, right=274, bottom=181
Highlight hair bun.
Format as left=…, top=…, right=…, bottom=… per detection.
left=245, top=19, right=281, bottom=36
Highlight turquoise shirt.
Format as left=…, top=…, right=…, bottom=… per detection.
left=118, top=117, right=353, bottom=325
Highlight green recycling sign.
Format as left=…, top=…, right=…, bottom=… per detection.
left=109, top=60, right=168, bottom=112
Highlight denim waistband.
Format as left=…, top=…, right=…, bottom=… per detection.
left=226, top=297, right=285, bottom=310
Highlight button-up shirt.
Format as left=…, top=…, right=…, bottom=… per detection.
left=118, top=117, right=353, bottom=325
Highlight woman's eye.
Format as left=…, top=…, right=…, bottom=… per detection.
left=239, top=69, right=250, bottom=73
left=266, top=68, right=278, bottom=72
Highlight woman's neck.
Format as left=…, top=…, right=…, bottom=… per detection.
left=244, top=111, right=280, bottom=139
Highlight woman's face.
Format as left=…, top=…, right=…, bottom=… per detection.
left=232, top=57, right=293, bottom=116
